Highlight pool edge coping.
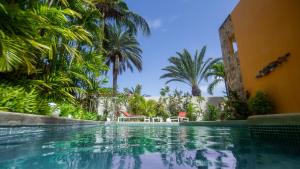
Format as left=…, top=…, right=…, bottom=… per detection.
left=1, top=112, right=300, bottom=127
left=0, top=111, right=103, bottom=127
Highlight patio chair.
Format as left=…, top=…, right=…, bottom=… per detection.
left=144, top=117, right=151, bottom=122
left=169, top=112, right=189, bottom=122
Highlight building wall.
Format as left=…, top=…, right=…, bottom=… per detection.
left=230, top=0, right=300, bottom=113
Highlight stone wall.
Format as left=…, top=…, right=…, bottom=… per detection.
left=219, top=15, right=246, bottom=100
left=0, top=111, right=101, bottom=126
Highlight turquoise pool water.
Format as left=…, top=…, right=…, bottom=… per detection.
left=0, top=125, right=299, bottom=169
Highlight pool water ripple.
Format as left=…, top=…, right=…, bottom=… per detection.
left=0, top=125, right=299, bottom=169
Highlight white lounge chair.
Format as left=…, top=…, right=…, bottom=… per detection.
left=117, top=112, right=146, bottom=122
left=152, top=117, right=163, bottom=122
left=169, top=112, right=189, bottom=122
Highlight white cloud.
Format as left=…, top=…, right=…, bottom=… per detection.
left=148, top=18, right=163, bottom=30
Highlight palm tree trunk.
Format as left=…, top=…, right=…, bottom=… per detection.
left=112, top=56, right=119, bottom=95
left=99, top=14, right=106, bottom=54
left=192, top=85, right=201, bottom=96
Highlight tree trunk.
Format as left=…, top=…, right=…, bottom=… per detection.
left=192, top=85, right=201, bottom=96
left=224, top=77, right=229, bottom=97
left=112, top=56, right=119, bottom=96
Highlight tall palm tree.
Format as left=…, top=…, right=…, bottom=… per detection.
left=204, top=61, right=226, bottom=95
left=94, top=0, right=150, bottom=36
left=105, top=24, right=142, bottom=95
left=160, top=46, right=220, bottom=96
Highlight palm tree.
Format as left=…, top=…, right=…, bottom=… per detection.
left=205, top=61, right=226, bottom=95
left=124, top=84, right=142, bottom=95
left=105, top=24, right=142, bottom=95
left=94, top=0, right=150, bottom=36
left=160, top=86, right=170, bottom=97
left=160, top=46, right=220, bottom=96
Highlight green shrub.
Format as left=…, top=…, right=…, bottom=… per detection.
left=0, top=84, right=50, bottom=115
left=224, top=91, right=249, bottom=120
left=128, top=94, right=145, bottom=115
left=155, top=102, right=169, bottom=120
left=59, top=103, right=99, bottom=121
left=186, top=103, right=197, bottom=121
left=203, top=104, right=220, bottom=121
left=248, top=91, right=274, bottom=115
left=142, top=99, right=158, bottom=117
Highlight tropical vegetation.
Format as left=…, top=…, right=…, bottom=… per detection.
left=248, top=91, right=275, bottom=115
left=101, top=85, right=207, bottom=121
left=160, top=46, right=220, bottom=96
left=0, top=1, right=275, bottom=122
left=205, top=61, right=226, bottom=95
left=0, top=0, right=149, bottom=120
left=95, top=0, right=150, bottom=36
left=95, top=0, right=150, bottom=95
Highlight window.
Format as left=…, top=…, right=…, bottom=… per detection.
left=232, top=41, right=238, bottom=54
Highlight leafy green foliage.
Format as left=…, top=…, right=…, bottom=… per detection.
left=141, top=100, right=157, bottom=117
left=128, top=94, right=146, bottom=115
left=158, top=87, right=204, bottom=121
left=224, top=90, right=249, bottom=120
left=154, top=102, right=169, bottom=120
left=160, top=86, right=170, bottom=97
left=0, top=0, right=150, bottom=121
left=204, top=61, right=225, bottom=95
left=95, top=0, right=151, bottom=36
left=248, top=91, right=275, bottom=115
left=124, top=84, right=142, bottom=95
left=203, top=104, right=220, bottom=121
left=186, top=103, right=197, bottom=121
left=59, top=103, right=98, bottom=121
left=160, top=46, right=221, bottom=96
left=128, top=96, right=169, bottom=118
left=0, top=84, right=50, bottom=115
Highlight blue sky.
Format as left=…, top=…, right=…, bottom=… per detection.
left=105, top=0, right=239, bottom=96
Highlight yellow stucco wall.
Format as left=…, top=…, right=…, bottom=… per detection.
left=231, top=0, right=300, bottom=113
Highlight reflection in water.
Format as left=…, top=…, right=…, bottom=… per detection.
left=0, top=125, right=299, bottom=169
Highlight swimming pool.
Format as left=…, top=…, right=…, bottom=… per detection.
left=0, top=125, right=299, bottom=169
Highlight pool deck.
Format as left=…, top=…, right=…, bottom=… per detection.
left=1, top=111, right=300, bottom=127
left=180, top=120, right=247, bottom=127
left=248, top=113, right=300, bottom=126
left=247, top=113, right=300, bottom=142
left=0, top=111, right=101, bottom=127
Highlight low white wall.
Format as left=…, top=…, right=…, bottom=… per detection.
left=97, top=96, right=224, bottom=118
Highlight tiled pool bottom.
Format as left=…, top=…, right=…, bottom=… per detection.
left=0, top=125, right=299, bottom=169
